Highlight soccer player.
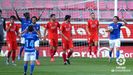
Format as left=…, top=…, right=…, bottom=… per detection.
left=0, top=9, right=6, bottom=55
left=86, top=12, right=99, bottom=57
left=14, top=8, right=32, bottom=60
left=60, top=15, right=73, bottom=65
left=22, top=25, right=41, bottom=75
left=44, top=14, right=60, bottom=62
left=30, top=16, right=41, bottom=65
left=21, top=16, right=41, bottom=65
left=106, top=16, right=127, bottom=62
left=6, top=16, right=19, bottom=65
left=13, top=8, right=44, bottom=62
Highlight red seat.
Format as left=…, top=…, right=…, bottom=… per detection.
left=99, top=1, right=106, bottom=10
left=118, top=1, right=127, bottom=9
left=100, top=11, right=112, bottom=19
left=106, top=2, right=114, bottom=10
left=127, top=1, right=133, bottom=10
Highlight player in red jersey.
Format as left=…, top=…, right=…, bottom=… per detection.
left=86, top=13, right=99, bottom=57
left=6, top=16, right=20, bottom=65
left=44, top=14, right=60, bottom=62
left=60, top=15, right=73, bottom=65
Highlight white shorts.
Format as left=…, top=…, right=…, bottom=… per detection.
left=24, top=52, right=36, bottom=61
left=35, top=40, right=39, bottom=47
left=109, top=39, right=121, bottom=48
left=21, top=37, right=25, bottom=44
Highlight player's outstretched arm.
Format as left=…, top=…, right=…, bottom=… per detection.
left=37, top=10, right=44, bottom=21
left=121, top=18, right=127, bottom=26
left=13, top=7, right=22, bottom=22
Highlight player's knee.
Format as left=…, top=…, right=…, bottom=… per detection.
left=25, top=61, right=28, bottom=64
left=116, top=47, right=120, bottom=50
left=70, top=49, right=73, bottom=52
left=62, top=50, right=66, bottom=53
left=110, top=48, right=113, bottom=51
left=30, top=61, right=35, bottom=64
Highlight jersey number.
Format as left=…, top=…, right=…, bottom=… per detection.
left=25, top=40, right=34, bottom=48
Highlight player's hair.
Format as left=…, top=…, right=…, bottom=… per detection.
left=28, top=25, right=34, bottom=32
left=0, top=9, right=2, bottom=13
left=64, top=15, right=71, bottom=21
left=31, top=16, right=37, bottom=20
left=50, top=14, right=55, bottom=18
left=10, top=15, right=16, bottom=20
left=114, top=16, right=119, bottom=21
left=90, top=12, right=95, bottom=15
left=23, top=12, right=30, bottom=16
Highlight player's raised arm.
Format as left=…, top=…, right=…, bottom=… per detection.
left=37, top=10, right=44, bottom=21
left=13, top=7, right=22, bottom=22
left=121, top=18, right=127, bottom=26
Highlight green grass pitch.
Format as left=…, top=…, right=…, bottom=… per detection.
left=0, top=57, right=132, bottom=75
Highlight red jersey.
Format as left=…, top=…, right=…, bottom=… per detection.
left=60, top=22, right=72, bottom=41
left=87, top=19, right=99, bottom=34
left=6, top=22, right=19, bottom=41
left=45, top=21, right=60, bottom=39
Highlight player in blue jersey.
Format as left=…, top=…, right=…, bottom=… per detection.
left=30, top=16, right=41, bottom=65
left=13, top=7, right=44, bottom=61
left=22, top=25, right=41, bottom=75
left=106, top=16, right=127, bottom=62
left=19, top=16, right=41, bottom=65
left=14, top=8, right=32, bottom=60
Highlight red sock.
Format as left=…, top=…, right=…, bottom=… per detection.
left=12, top=51, right=16, bottom=62
left=52, top=50, right=56, bottom=57
left=7, top=51, right=11, bottom=58
left=88, top=46, right=92, bottom=55
left=50, top=49, right=54, bottom=58
left=94, top=46, right=98, bottom=56
left=62, top=53, right=66, bottom=63
left=67, top=51, right=73, bottom=58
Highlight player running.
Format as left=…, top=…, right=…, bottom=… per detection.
left=6, top=16, right=20, bottom=66
left=106, top=16, right=127, bottom=62
left=0, top=9, right=6, bottom=55
left=86, top=13, right=99, bottom=57
left=22, top=25, right=41, bottom=75
left=60, top=15, right=73, bottom=65
left=44, top=14, right=60, bottom=62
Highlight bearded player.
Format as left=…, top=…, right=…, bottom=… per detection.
left=86, top=13, right=99, bottom=58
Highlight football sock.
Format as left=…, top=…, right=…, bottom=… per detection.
left=36, top=50, right=39, bottom=60
left=24, top=64, right=28, bottom=73
left=30, top=62, right=35, bottom=74
left=67, top=51, right=73, bottom=58
left=62, top=53, right=66, bottom=63
left=116, top=50, right=120, bottom=58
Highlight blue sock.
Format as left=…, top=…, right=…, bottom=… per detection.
left=24, top=64, right=28, bottom=73
left=36, top=50, right=39, bottom=60
left=109, top=51, right=112, bottom=58
left=19, top=46, right=24, bottom=56
left=116, top=50, right=120, bottom=58
left=30, top=63, right=35, bottom=74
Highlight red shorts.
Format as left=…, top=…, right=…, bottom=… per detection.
left=7, top=41, right=18, bottom=51
left=62, top=39, right=73, bottom=50
left=88, top=33, right=98, bottom=43
left=48, top=38, right=58, bottom=47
